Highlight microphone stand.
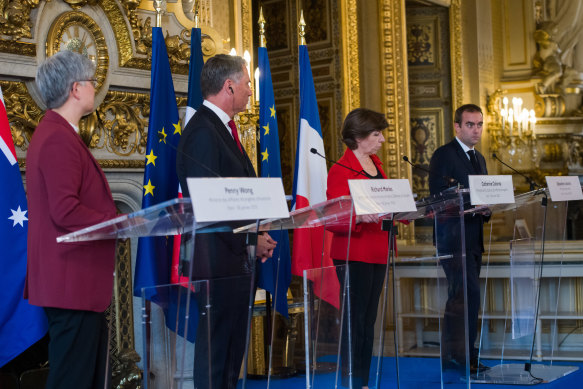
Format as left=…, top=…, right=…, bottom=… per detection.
left=492, top=153, right=539, bottom=191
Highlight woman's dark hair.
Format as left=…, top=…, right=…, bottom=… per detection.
left=341, top=108, right=388, bottom=150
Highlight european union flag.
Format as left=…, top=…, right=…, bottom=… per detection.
left=134, top=27, right=180, bottom=297
left=257, top=46, right=292, bottom=317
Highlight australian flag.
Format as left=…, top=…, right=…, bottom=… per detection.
left=0, top=86, right=47, bottom=367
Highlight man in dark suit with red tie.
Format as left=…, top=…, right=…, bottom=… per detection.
left=429, top=104, right=490, bottom=374
left=176, top=54, right=276, bottom=389
left=25, top=51, right=117, bottom=388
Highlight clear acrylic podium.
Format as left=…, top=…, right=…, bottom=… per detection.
left=474, top=188, right=579, bottom=385
left=58, top=198, right=257, bottom=389
left=391, top=188, right=473, bottom=388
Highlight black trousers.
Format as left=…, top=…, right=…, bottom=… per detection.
left=334, top=260, right=386, bottom=387
left=193, top=275, right=254, bottom=389
left=43, top=307, right=110, bottom=389
left=440, top=250, right=482, bottom=363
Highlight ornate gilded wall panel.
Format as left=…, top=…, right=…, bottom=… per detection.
left=253, top=0, right=344, bottom=185
left=450, top=0, right=463, bottom=109
left=409, top=108, right=442, bottom=198
left=339, top=0, right=360, bottom=116
left=0, top=81, right=43, bottom=153
left=379, top=0, right=410, bottom=180
left=406, top=4, right=452, bottom=198
left=262, top=0, right=290, bottom=52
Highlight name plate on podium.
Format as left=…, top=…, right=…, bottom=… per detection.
left=348, top=179, right=416, bottom=215
left=186, top=177, right=289, bottom=222
left=546, top=176, right=583, bottom=201
left=469, top=175, right=515, bottom=205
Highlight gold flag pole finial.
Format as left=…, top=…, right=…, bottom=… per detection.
left=258, top=7, right=266, bottom=48
left=298, top=9, right=306, bottom=45
left=154, top=0, right=164, bottom=28
left=193, top=0, right=199, bottom=28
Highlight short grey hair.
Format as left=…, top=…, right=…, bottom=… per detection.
left=36, top=50, right=96, bottom=109
left=200, top=54, right=246, bottom=98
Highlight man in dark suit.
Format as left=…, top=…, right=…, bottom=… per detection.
left=429, top=104, right=490, bottom=374
left=25, top=51, right=117, bottom=388
left=176, top=54, right=276, bottom=389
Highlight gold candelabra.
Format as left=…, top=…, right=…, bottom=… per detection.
left=487, top=89, right=538, bottom=153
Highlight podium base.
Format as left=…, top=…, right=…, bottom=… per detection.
left=471, top=363, right=579, bottom=385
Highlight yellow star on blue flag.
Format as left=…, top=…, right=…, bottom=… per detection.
left=257, top=45, right=291, bottom=318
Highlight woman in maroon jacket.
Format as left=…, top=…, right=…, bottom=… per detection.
left=25, top=50, right=117, bottom=389
left=327, top=108, right=389, bottom=389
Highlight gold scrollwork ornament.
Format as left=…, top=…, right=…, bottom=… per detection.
left=46, top=11, right=109, bottom=93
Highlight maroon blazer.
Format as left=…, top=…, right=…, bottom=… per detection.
left=24, top=110, right=117, bottom=312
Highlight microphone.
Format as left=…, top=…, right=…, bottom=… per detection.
left=402, top=155, right=458, bottom=186
left=492, top=153, right=540, bottom=191
left=158, top=132, right=222, bottom=178
left=310, top=148, right=368, bottom=177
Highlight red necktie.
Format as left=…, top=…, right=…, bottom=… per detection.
left=228, top=120, right=243, bottom=154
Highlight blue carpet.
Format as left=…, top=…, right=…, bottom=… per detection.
left=238, top=357, right=582, bottom=388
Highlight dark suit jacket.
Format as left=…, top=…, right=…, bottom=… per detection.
left=176, top=104, right=256, bottom=279
left=25, top=110, right=117, bottom=312
left=428, top=139, right=488, bottom=254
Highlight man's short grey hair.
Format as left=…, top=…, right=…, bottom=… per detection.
left=200, top=54, right=246, bottom=98
left=36, top=50, right=96, bottom=109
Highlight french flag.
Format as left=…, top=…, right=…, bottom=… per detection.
left=291, top=44, right=339, bottom=308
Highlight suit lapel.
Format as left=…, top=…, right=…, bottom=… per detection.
left=451, top=139, right=476, bottom=174
left=200, top=106, right=256, bottom=177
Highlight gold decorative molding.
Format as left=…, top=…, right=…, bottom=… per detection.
left=0, top=80, right=43, bottom=152
left=340, top=0, right=361, bottom=116
left=92, top=90, right=150, bottom=156
left=46, top=11, right=109, bottom=93
left=98, top=159, right=146, bottom=169
left=450, top=0, right=463, bottom=110
left=101, top=0, right=135, bottom=66
left=0, top=0, right=41, bottom=40
left=0, top=40, right=35, bottom=56
left=379, top=0, right=410, bottom=180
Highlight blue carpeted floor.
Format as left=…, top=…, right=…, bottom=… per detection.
left=238, top=357, right=583, bottom=388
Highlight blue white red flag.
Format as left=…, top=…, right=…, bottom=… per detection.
left=0, top=86, right=47, bottom=367
left=257, top=46, right=292, bottom=317
left=291, top=45, right=339, bottom=308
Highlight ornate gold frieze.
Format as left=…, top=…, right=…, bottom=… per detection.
left=0, top=39, right=35, bottom=56
left=449, top=0, right=463, bottom=110
left=101, top=0, right=135, bottom=66
left=379, top=0, right=410, bottom=180
left=0, top=0, right=40, bottom=40
left=340, top=0, right=360, bottom=116
left=0, top=80, right=43, bottom=152
left=92, top=90, right=150, bottom=156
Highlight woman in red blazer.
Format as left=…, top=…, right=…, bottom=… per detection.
left=25, top=50, right=117, bottom=389
left=327, top=108, right=389, bottom=389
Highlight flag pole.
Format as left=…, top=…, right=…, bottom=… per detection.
left=298, top=10, right=306, bottom=46
left=257, top=6, right=274, bottom=377
left=154, top=0, right=163, bottom=28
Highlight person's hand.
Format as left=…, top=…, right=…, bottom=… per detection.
left=256, top=233, right=277, bottom=263
left=355, top=214, right=379, bottom=224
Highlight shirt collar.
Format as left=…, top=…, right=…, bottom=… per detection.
left=455, top=136, right=474, bottom=154
left=203, top=100, right=231, bottom=127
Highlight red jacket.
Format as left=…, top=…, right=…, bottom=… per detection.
left=25, top=110, right=117, bottom=312
left=326, top=148, right=389, bottom=264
